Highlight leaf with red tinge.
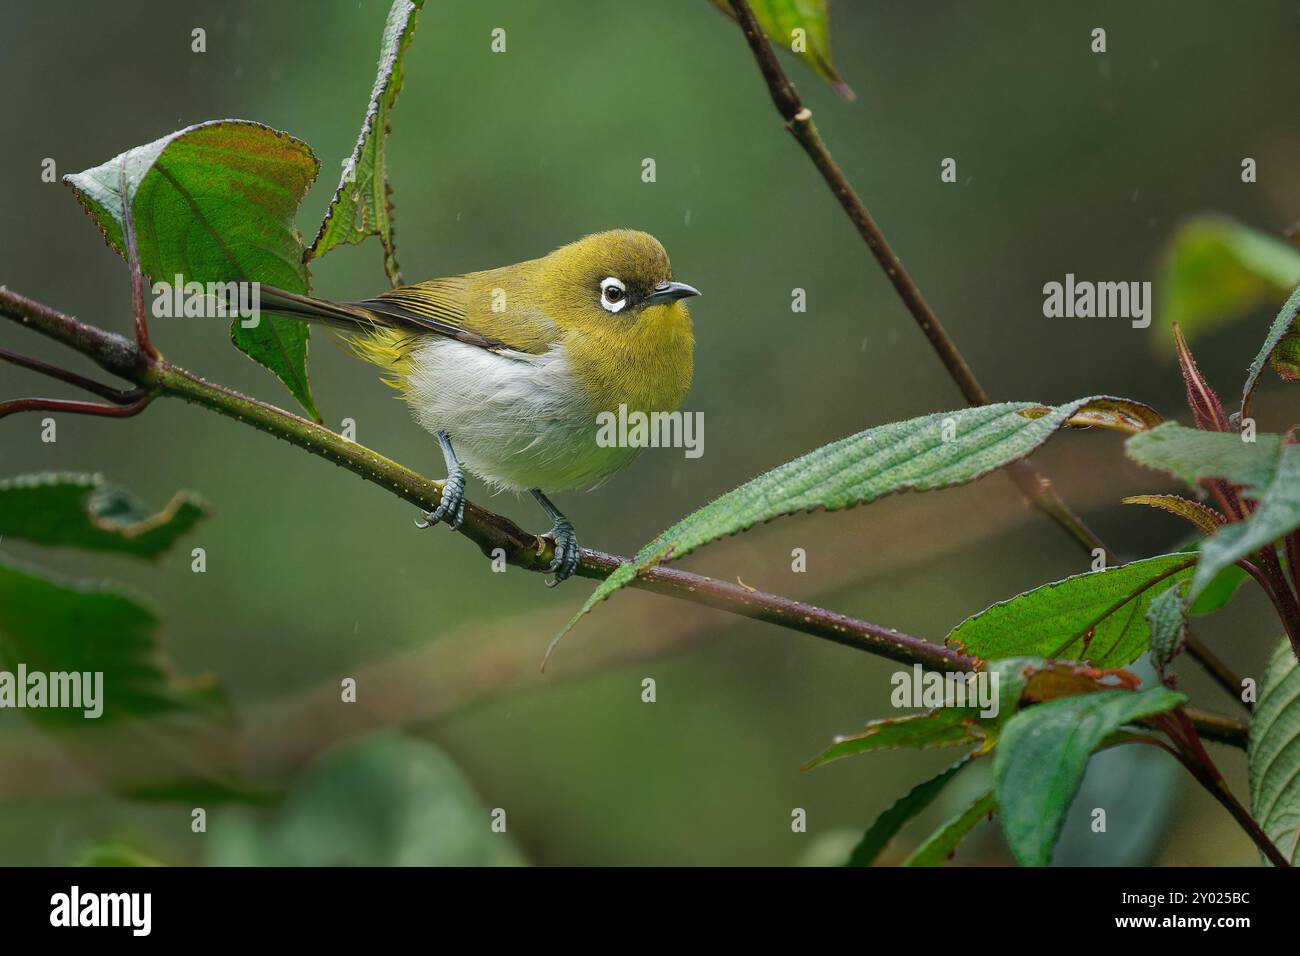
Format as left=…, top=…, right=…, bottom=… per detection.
left=65, top=121, right=322, bottom=420
left=1173, top=323, right=1229, bottom=431
left=1122, top=494, right=1223, bottom=535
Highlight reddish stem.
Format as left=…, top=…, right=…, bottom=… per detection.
left=119, top=160, right=158, bottom=362
left=0, top=346, right=145, bottom=404
left=0, top=394, right=153, bottom=420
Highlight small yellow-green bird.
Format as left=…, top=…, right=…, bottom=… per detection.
left=261, top=230, right=699, bottom=582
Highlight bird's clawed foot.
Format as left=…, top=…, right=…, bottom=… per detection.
left=541, top=518, right=581, bottom=586
left=415, top=472, right=465, bottom=530
left=415, top=431, right=466, bottom=531
left=531, top=488, right=581, bottom=585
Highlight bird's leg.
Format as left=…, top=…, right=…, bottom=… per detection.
left=415, top=431, right=466, bottom=530
left=530, top=489, right=581, bottom=585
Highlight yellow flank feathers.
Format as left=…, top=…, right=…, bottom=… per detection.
left=339, top=326, right=418, bottom=391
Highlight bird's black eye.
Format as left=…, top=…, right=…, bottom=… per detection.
left=604, top=285, right=623, bottom=302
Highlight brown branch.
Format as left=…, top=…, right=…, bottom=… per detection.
left=0, top=345, right=147, bottom=403
left=0, top=285, right=1248, bottom=749
left=0, top=394, right=153, bottom=419
left=1186, top=628, right=1250, bottom=713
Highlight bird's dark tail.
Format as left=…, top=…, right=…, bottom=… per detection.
left=258, top=286, right=380, bottom=331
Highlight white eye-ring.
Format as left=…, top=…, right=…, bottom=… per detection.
left=599, top=276, right=628, bottom=313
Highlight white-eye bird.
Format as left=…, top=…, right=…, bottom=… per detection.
left=260, top=229, right=699, bottom=582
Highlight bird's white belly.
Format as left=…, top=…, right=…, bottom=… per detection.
left=402, top=338, right=640, bottom=493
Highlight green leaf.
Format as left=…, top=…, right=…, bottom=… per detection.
left=1157, top=216, right=1300, bottom=350
left=1243, top=284, right=1300, bottom=414
left=0, top=560, right=257, bottom=802
left=553, top=397, right=1153, bottom=659
left=847, top=758, right=970, bottom=867
left=946, top=553, right=1197, bottom=668
left=903, top=787, right=996, bottom=867
left=75, top=841, right=164, bottom=867
left=1146, top=583, right=1188, bottom=676
left=307, top=0, right=424, bottom=284
left=1268, top=328, right=1300, bottom=383
left=712, top=0, right=855, bottom=101
left=1249, top=639, right=1300, bottom=865
left=1126, top=422, right=1280, bottom=489
left=1180, top=548, right=1248, bottom=616
left=0, top=473, right=206, bottom=560
left=64, top=120, right=322, bottom=418
left=993, top=687, right=1185, bottom=867
left=805, top=713, right=981, bottom=770
left=805, top=657, right=1048, bottom=770
left=1191, top=445, right=1300, bottom=601
left=207, top=733, right=525, bottom=866
left=1127, top=423, right=1300, bottom=603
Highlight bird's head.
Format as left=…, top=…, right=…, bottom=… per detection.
left=536, top=229, right=700, bottom=335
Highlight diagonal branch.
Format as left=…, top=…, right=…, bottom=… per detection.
left=0, top=285, right=1247, bottom=749
left=723, top=0, right=1250, bottom=704
left=725, top=0, right=1108, bottom=560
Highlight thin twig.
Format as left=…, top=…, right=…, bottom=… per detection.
left=0, top=286, right=1249, bottom=749
left=1185, top=628, right=1250, bottom=713
left=0, top=345, right=147, bottom=403
left=0, top=394, right=153, bottom=419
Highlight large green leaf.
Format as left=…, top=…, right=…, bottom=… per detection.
left=1157, top=216, right=1300, bottom=350
left=946, top=553, right=1196, bottom=667
left=1243, top=284, right=1300, bottom=415
left=1127, top=424, right=1300, bottom=602
left=0, top=561, right=256, bottom=801
left=0, top=473, right=206, bottom=560
left=208, top=733, right=524, bottom=866
left=993, top=688, right=1186, bottom=867
left=1126, top=422, right=1280, bottom=489
left=65, top=120, right=321, bottom=418
left=847, top=758, right=970, bottom=867
left=903, top=787, right=996, bottom=867
left=712, top=0, right=855, bottom=100
left=307, top=0, right=424, bottom=284
left=1249, top=639, right=1300, bottom=865
left=553, top=397, right=1155, bottom=659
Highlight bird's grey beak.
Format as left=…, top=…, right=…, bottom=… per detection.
left=646, top=281, right=700, bottom=305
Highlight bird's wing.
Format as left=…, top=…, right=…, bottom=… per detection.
left=352, top=277, right=520, bottom=351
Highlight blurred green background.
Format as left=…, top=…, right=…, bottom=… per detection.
left=2, top=0, right=1298, bottom=865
